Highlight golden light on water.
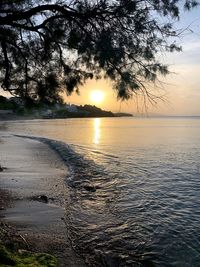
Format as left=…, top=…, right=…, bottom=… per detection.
left=90, top=90, right=104, bottom=104
left=93, top=118, right=101, bottom=144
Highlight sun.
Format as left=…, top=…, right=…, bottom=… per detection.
left=90, top=90, right=104, bottom=104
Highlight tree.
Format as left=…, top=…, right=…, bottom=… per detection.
left=0, top=0, right=198, bottom=104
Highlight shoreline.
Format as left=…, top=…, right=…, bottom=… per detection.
left=0, top=133, right=86, bottom=267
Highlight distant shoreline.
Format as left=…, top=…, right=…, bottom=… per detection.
left=0, top=113, right=133, bottom=121
left=1, top=113, right=200, bottom=122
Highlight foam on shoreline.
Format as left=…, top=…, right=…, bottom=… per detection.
left=0, top=133, right=87, bottom=267
left=15, top=134, right=104, bottom=191
left=13, top=134, right=121, bottom=267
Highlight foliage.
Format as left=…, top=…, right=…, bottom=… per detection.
left=78, top=104, right=114, bottom=117
left=0, top=244, right=57, bottom=267
left=0, top=0, right=198, bottom=104
left=0, top=96, right=18, bottom=110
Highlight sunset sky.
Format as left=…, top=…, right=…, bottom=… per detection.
left=1, top=5, right=199, bottom=116
left=66, top=6, right=200, bottom=116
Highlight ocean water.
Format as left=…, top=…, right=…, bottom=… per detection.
left=2, top=117, right=200, bottom=266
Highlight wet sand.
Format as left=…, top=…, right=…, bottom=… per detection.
left=0, top=133, right=87, bottom=267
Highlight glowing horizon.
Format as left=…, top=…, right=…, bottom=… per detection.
left=1, top=7, right=200, bottom=116
left=64, top=8, right=200, bottom=116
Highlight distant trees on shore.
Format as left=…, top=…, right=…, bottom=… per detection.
left=0, top=96, right=18, bottom=110
left=0, top=96, right=116, bottom=118
left=0, top=0, right=198, bottom=105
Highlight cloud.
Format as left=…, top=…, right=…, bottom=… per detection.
left=183, top=41, right=200, bottom=52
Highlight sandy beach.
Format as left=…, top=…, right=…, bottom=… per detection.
left=0, top=132, right=86, bottom=267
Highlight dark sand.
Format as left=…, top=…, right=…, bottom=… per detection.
left=0, top=133, right=87, bottom=267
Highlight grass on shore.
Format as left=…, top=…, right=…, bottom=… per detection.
left=0, top=221, right=57, bottom=267
left=0, top=243, right=57, bottom=267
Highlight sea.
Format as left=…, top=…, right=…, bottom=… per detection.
left=1, top=117, right=200, bottom=267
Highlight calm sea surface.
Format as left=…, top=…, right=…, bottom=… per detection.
left=1, top=117, right=200, bottom=266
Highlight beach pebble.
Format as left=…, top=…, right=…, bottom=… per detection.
left=83, top=184, right=96, bottom=192
left=39, top=195, right=48, bottom=203
left=31, top=195, right=49, bottom=203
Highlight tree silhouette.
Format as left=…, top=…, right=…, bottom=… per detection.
left=0, top=0, right=198, bottom=104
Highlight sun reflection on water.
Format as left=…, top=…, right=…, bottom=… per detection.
left=93, top=118, right=101, bottom=144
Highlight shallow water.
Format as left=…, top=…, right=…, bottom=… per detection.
left=2, top=117, right=200, bottom=266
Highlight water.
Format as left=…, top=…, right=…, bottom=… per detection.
left=1, top=117, right=200, bottom=266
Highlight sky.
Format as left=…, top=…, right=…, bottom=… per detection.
left=66, top=5, right=200, bottom=116
left=1, top=4, right=200, bottom=116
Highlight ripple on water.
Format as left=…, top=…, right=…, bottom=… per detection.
left=16, top=135, right=200, bottom=267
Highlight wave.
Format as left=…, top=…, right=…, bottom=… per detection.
left=15, top=134, right=154, bottom=267
left=15, top=134, right=105, bottom=189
